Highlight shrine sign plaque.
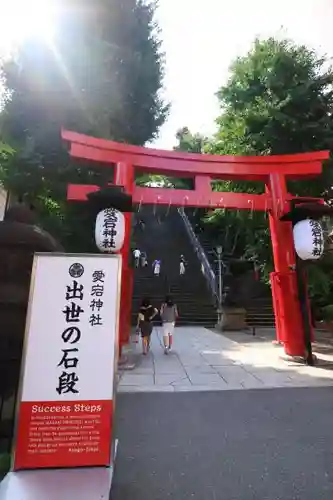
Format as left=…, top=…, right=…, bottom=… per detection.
left=12, top=253, right=121, bottom=471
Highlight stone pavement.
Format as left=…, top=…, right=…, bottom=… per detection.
left=118, top=326, right=333, bottom=392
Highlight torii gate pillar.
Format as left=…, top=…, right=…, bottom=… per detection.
left=114, top=162, right=134, bottom=356
left=266, top=173, right=309, bottom=353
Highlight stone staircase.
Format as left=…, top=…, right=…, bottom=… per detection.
left=188, top=216, right=276, bottom=330
left=131, top=207, right=217, bottom=327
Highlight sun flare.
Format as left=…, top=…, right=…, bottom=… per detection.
left=0, top=0, right=57, bottom=56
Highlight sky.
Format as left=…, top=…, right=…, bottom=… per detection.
left=153, top=0, right=333, bottom=150
left=0, top=0, right=332, bottom=152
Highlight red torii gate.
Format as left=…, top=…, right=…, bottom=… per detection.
left=62, top=129, right=330, bottom=358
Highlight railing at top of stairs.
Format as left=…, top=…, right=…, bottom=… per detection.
left=178, top=208, right=218, bottom=302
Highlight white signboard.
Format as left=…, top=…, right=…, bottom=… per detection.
left=13, top=253, right=121, bottom=471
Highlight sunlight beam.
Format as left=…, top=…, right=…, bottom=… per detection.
left=0, top=0, right=58, bottom=57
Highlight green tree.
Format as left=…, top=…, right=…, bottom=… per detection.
left=174, top=127, right=207, bottom=154
left=206, top=37, right=333, bottom=294
left=0, top=0, right=168, bottom=250
left=210, top=37, right=333, bottom=194
left=173, top=127, right=208, bottom=189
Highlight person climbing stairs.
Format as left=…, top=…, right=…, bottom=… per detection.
left=131, top=206, right=217, bottom=327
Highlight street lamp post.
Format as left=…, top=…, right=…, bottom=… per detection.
left=209, top=245, right=225, bottom=325
left=216, top=246, right=223, bottom=316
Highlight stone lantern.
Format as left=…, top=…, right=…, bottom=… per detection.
left=0, top=204, right=63, bottom=451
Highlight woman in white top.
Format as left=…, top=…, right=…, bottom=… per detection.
left=179, top=255, right=186, bottom=275
left=133, top=248, right=141, bottom=268
left=160, top=295, right=178, bottom=354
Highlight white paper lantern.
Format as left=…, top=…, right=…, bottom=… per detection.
left=95, top=208, right=125, bottom=253
left=293, top=219, right=324, bottom=260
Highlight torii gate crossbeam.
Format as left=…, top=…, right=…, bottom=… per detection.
left=67, top=184, right=272, bottom=211
left=62, top=129, right=330, bottom=359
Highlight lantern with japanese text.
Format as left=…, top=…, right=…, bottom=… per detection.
left=293, top=219, right=324, bottom=261
left=95, top=208, right=125, bottom=253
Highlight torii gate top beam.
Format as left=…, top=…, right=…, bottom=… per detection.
left=62, top=130, right=330, bottom=213
left=62, top=130, right=328, bottom=181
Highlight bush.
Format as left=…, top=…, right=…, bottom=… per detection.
left=321, top=305, right=333, bottom=321
left=0, top=453, right=10, bottom=477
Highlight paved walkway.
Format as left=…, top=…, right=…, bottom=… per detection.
left=118, top=327, right=333, bottom=392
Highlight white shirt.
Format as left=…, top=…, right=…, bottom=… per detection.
left=133, top=249, right=141, bottom=258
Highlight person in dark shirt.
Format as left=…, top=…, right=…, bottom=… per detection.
left=140, top=251, right=148, bottom=267
left=137, top=298, right=158, bottom=354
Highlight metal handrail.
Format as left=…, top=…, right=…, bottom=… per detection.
left=178, top=208, right=217, bottom=300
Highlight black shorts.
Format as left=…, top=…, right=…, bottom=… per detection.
left=140, top=321, right=153, bottom=338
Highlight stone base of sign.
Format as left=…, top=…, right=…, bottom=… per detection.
left=118, top=340, right=140, bottom=371
left=216, top=307, right=247, bottom=331
left=0, top=440, right=118, bottom=500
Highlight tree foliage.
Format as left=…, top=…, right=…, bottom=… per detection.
left=172, top=127, right=207, bottom=189
left=174, top=127, right=207, bottom=154
left=205, top=38, right=333, bottom=296
left=0, top=0, right=168, bottom=250
left=211, top=38, right=333, bottom=157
